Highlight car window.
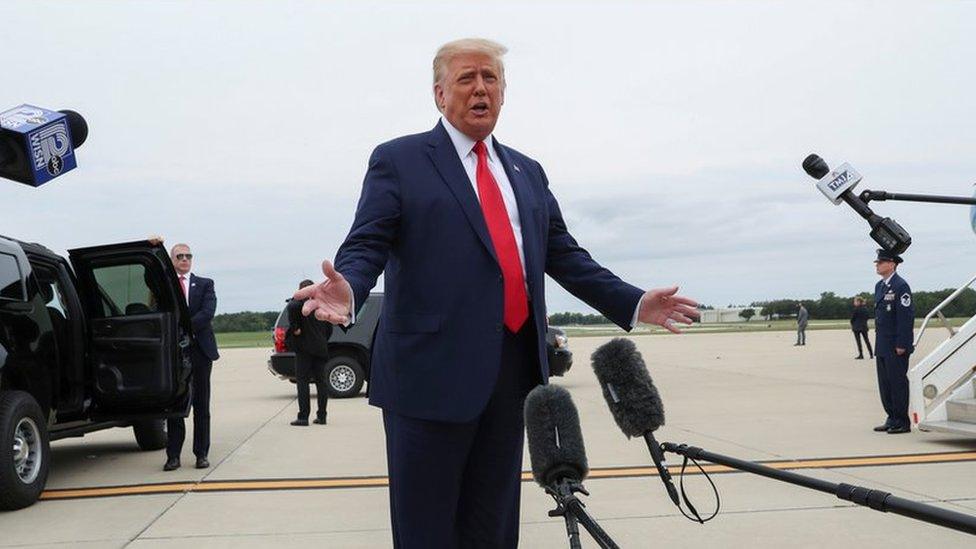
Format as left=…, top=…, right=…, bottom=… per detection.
left=34, top=269, right=70, bottom=320
left=91, top=263, right=158, bottom=317
left=0, top=252, right=25, bottom=301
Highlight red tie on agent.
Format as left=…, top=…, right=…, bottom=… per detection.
left=474, top=140, right=528, bottom=333
left=179, top=275, right=188, bottom=302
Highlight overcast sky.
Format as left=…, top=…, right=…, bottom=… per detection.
left=2, top=1, right=975, bottom=315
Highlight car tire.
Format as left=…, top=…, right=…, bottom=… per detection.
left=324, top=356, right=365, bottom=398
left=132, top=419, right=168, bottom=451
left=0, top=391, right=51, bottom=510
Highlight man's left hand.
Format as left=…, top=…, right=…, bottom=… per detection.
left=638, top=286, right=700, bottom=334
left=896, top=347, right=906, bottom=356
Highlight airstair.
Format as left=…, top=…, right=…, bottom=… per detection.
left=909, top=273, right=976, bottom=435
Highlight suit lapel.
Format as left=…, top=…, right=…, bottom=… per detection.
left=187, top=274, right=197, bottom=311
left=493, top=139, right=539, bottom=282
left=427, top=122, right=497, bottom=263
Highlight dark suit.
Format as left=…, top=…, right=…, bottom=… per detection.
left=167, top=274, right=218, bottom=460
left=335, top=121, right=643, bottom=547
left=851, top=305, right=873, bottom=358
left=286, top=298, right=332, bottom=420
left=874, top=273, right=914, bottom=430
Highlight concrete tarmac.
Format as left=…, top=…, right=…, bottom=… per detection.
left=2, top=329, right=975, bottom=548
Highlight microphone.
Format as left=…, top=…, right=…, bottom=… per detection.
left=802, top=153, right=911, bottom=254
left=525, top=384, right=621, bottom=549
left=525, top=383, right=588, bottom=489
left=1, top=105, right=88, bottom=186
left=590, top=338, right=680, bottom=506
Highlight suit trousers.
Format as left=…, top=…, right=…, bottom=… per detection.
left=382, top=322, right=541, bottom=549
left=167, top=346, right=213, bottom=459
left=295, top=351, right=328, bottom=421
left=853, top=330, right=873, bottom=358
left=876, top=353, right=910, bottom=429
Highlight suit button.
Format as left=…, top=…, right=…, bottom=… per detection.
left=497, top=275, right=503, bottom=282
left=495, top=323, right=503, bottom=332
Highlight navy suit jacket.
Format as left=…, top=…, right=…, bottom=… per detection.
left=874, top=273, right=914, bottom=357
left=336, top=121, right=643, bottom=422
left=187, top=274, right=219, bottom=361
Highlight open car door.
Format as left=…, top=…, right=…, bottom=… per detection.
left=69, top=240, right=192, bottom=419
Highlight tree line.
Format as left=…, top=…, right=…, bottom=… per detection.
left=212, top=288, right=976, bottom=332
left=753, top=288, right=976, bottom=320
left=213, top=311, right=280, bottom=333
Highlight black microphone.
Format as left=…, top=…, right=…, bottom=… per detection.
left=525, top=384, right=621, bottom=549
left=590, top=338, right=680, bottom=506
left=525, top=384, right=588, bottom=488
left=802, top=153, right=911, bottom=254
left=1, top=105, right=88, bottom=186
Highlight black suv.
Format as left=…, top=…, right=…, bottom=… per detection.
left=268, top=293, right=573, bottom=398
left=0, top=237, right=191, bottom=510
left=269, top=293, right=383, bottom=399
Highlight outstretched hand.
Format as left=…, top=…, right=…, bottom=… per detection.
left=294, top=260, right=354, bottom=325
left=638, top=286, right=700, bottom=334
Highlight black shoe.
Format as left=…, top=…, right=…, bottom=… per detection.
left=291, top=418, right=309, bottom=426
left=313, top=415, right=327, bottom=425
left=195, top=456, right=210, bottom=469
left=163, top=457, right=181, bottom=471
left=887, top=426, right=911, bottom=434
left=855, top=355, right=864, bottom=360
left=873, top=424, right=891, bottom=432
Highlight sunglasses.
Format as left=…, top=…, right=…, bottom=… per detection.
left=175, top=253, right=193, bottom=261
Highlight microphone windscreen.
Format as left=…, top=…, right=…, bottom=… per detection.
left=524, top=384, right=588, bottom=487
left=58, top=110, right=88, bottom=148
left=591, top=338, right=664, bottom=438
left=802, top=154, right=829, bottom=179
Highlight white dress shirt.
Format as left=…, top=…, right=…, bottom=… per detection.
left=179, top=272, right=192, bottom=306
left=441, top=118, right=528, bottom=278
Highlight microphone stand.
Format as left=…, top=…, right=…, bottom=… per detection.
left=546, top=480, right=621, bottom=549
left=662, top=442, right=976, bottom=536
left=860, top=190, right=976, bottom=207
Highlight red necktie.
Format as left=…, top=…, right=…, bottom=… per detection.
left=179, top=275, right=188, bottom=301
left=474, top=141, right=528, bottom=333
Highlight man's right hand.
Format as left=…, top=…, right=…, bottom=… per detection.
left=294, top=260, right=353, bottom=325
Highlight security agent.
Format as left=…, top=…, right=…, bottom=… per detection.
left=872, top=249, right=914, bottom=434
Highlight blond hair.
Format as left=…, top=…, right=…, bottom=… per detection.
left=432, top=38, right=508, bottom=86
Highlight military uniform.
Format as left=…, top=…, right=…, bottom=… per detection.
left=873, top=250, right=914, bottom=433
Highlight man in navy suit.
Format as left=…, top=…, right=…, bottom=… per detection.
left=164, top=243, right=219, bottom=470
left=297, top=38, right=699, bottom=548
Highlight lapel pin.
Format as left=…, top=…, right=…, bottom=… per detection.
left=513, top=164, right=521, bottom=173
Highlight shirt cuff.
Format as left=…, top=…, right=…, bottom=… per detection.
left=630, top=294, right=644, bottom=330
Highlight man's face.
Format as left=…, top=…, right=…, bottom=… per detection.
left=434, top=52, right=504, bottom=141
left=875, top=259, right=894, bottom=277
left=172, top=246, right=192, bottom=275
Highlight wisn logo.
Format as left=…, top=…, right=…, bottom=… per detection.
left=29, top=121, right=72, bottom=176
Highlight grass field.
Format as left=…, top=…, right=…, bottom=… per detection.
left=216, top=331, right=273, bottom=349
left=215, top=317, right=970, bottom=349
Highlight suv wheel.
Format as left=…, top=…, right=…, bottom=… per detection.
left=0, top=391, right=51, bottom=510
left=132, top=419, right=168, bottom=451
left=324, top=356, right=365, bottom=398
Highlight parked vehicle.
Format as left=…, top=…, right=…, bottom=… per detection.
left=0, top=236, right=191, bottom=510
left=547, top=326, right=573, bottom=376
left=268, top=293, right=383, bottom=398
left=268, top=293, right=573, bottom=397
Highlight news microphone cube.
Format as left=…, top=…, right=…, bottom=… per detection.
left=0, top=104, right=78, bottom=186
left=815, top=162, right=862, bottom=205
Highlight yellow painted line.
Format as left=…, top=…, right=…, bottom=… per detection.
left=38, top=451, right=976, bottom=502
